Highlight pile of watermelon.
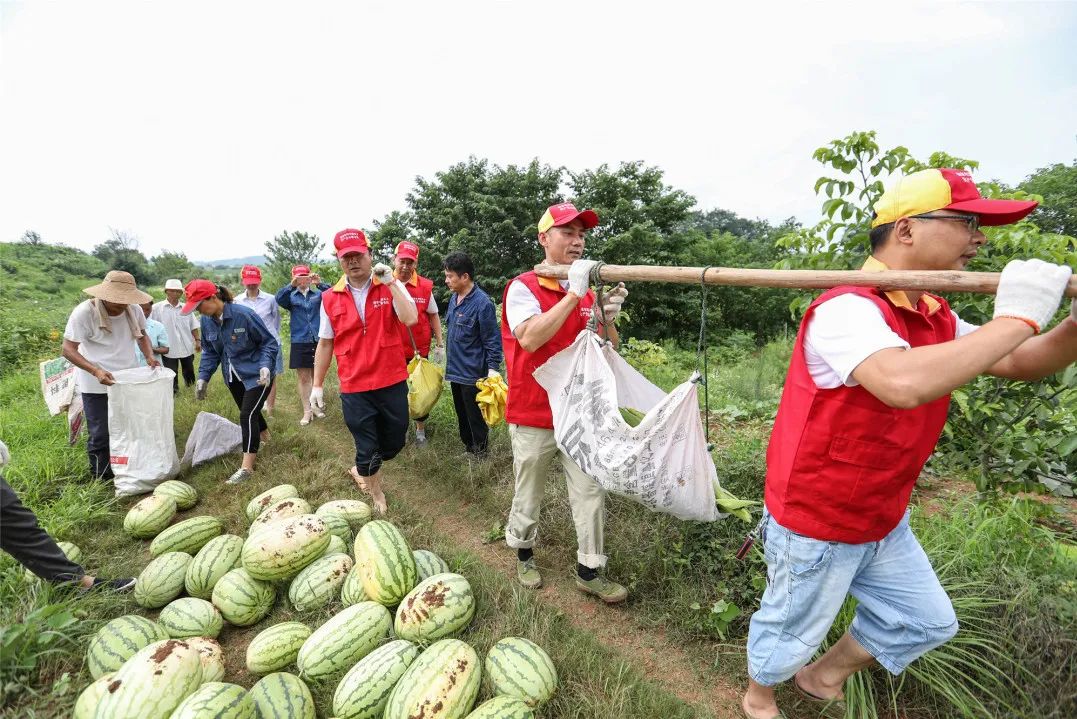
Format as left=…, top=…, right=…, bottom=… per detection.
left=75, top=482, right=558, bottom=718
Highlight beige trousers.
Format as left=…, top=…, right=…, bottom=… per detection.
left=505, top=424, right=607, bottom=568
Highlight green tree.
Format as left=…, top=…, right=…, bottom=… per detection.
left=150, top=250, right=197, bottom=284
left=264, top=231, right=324, bottom=292
left=92, top=229, right=155, bottom=285
left=1018, top=161, right=1077, bottom=237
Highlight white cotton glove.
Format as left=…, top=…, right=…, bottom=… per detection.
left=487, top=368, right=500, bottom=378
left=993, top=259, right=1073, bottom=333
left=258, top=367, right=271, bottom=386
left=601, top=283, right=628, bottom=322
left=372, top=263, right=394, bottom=284
left=310, top=386, right=325, bottom=411
left=431, top=345, right=445, bottom=364
left=195, top=379, right=207, bottom=400
left=568, top=259, right=599, bottom=298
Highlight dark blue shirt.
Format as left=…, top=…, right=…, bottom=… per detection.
left=275, top=283, right=331, bottom=344
left=198, top=303, right=280, bottom=390
left=445, top=284, right=503, bottom=384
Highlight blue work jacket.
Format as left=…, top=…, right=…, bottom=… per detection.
left=445, top=284, right=503, bottom=384
left=275, top=283, right=331, bottom=344
left=198, top=303, right=280, bottom=390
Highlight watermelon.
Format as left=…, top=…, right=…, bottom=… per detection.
left=241, top=514, right=329, bottom=581
left=153, top=479, right=200, bottom=510
left=170, top=681, right=255, bottom=719
left=340, top=565, right=368, bottom=607
left=246, top=622, right=311, bottom=674
left=86, top=614, right=170, bottom=679
left=24, top=541, right=83, bottom=583
left=93, top=639, right=203, bottom=719
left=134, top=551, right=192, bottom=609
left=159, top=597, right=224, bottom=638
left=288, top=552, right=353, bottom=612
left=394, top=573, right=475, bottom=645
left=323, top=534, right=348, bottom=557
left=316, top=499, right=371, bottom=529
left=319, top=511, right=353, bottom=543
left=186, top=534, right=245, bottom=599
left=124, top=494, right=178, bottom=539
left=187, top=636, right=226, bottom=683
left=413, top=549, right=450, bottom=580
left=151, top=516, right=224, bottom=557
left=484, top=637, right=557, bottom=707
left=249, top=497, right=313, bottom=535
left=384, top=639, right=481, bottom=719
left=212, top=567, right=276, bottom=627
left=245, top=484, right=300, bottom=522
left=73, top=672, right=114, bottom=719
left=465, top=696, right=535, bottom=719
left=247, top=672, right=315, bottom=719
left=332, top=639, right=419, bottom=719
left=296, top=601, right=392, bottom=681
left=353, top=520, right=417, bottom=606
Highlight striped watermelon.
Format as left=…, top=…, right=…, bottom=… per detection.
left=159, top=597, right=224, bottom=638
left=296, top=601, right=392, bottom=681
left=241, top=514, right=329, bottom=581
left=24, top=541, right=83, bottom=583
left=249, top=497, right=313, bottom=534
left=353, top=520, right=417, bottom=606
left=124, top=494, right=178, bottom=539
left=86, top=614, right=170, bottom=679
left=484, top=637, right=557, bottom=707
left=248, top=672, right=315, bottom=719
left=319, top=511, right=353, bottom=543
left=187, top=636, right=226, bottom=683
left=340, top=565, right=368, bottom=607
left=134, top=551, right=192, bottom=609
left=322, top=534, right=348, bottom=557
left=464, top=696, right=535, bottom=719
left=413, top=549, right=450, bottom=580
left=73, top=672, right=113, bottom=719
left=394, top=573, right=475, bottom=644
left=246, top=622, right=311, bottom=674
left=332, top=639, right=419, bottom=719
left=212, top=567, right=276, bottom=627
left=288, top=553, right=353, bottom=612
left=170, top=682, right=255, bottom=719
left=186, top=534, right=245, bottom=599
left=384, top=639, right=481, bottom=719
left=153, top=479, right=199, bottom=510
left=316, top=499, right=371, bottom=529
left=245, top=484, right=300, bottom=522
left=151, top=516, right=224, bottom=557
left=93, top=639, right=203, bottom=719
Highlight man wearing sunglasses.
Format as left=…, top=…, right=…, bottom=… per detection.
left=743, top=168, right=1075, bottom=719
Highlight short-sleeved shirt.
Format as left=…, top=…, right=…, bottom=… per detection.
left=236, top=290, right=282, bottom=340
left=136, top=318, right=170, bottom=366
left=64, top=300, right=147, bottom=394
left=151, top=300, right=199, bottom=358
left=504, top=278, right=569, bottom=333
left=317, top=277, right=414, bottom=339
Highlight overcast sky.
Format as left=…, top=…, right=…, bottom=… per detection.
left=2, top=1, right=1074, bottom=261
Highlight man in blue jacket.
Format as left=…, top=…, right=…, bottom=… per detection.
left=276, top=265, right=331, bottom=426
left=442, top=251, right=503, bottom=456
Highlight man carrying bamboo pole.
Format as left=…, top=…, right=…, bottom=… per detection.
left=742, top=168, right=1075, bottom=719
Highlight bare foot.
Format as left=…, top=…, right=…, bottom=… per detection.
left=349, top=466, right=369, bottom=492
left=349, top=466, right=388, bottom=513
left=741, top=693, right=782, bottom=719
left=795, top=666, right=844, bottom=701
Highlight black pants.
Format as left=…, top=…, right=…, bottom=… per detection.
left=451, top=382, right=489, bottom=455
left=82, top=392, right=113, bottom=480
left=162, top=355, right=196, bottom=393
left=341, top=381, right=409, bottom=476
left=1, top=478, right=84, bottom=583
left=226, top=376, right=272, bottom=454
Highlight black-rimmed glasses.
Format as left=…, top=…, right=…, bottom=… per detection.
left=911, top=213, right=980, bottom=235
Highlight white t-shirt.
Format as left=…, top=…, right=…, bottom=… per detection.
left=151, top=300, right=199, bottom=358
left=64, top=300, right=147, bottom=394
left=805, top=294, right=979, bottom=389
left=318, top=278, right=415, bottom=339
left=505, top=279, right=570, bottom=333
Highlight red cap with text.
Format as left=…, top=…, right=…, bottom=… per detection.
left=334, top=229, right=369, bottom=258
left=240, top=265, right=261, bottom=284
left=291, top=264, right=311, bottom=278
left=395, top=241, right=419, bottom=261
left=181, top=279, right=217, bottom=315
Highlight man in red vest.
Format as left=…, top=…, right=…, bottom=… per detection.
left=501, top=202, right=630, bottom=603
left=311, top=229, right=419, bottom=514
left=742, top=169, right=1075, bottom=719
left=393, top=240, right=444, bottom=446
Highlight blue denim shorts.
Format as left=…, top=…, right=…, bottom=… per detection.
left=746, top=509, right=958, bottom=686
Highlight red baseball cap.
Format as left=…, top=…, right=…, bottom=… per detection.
left=538, top=202, right=600, bottom=233
left=395, top=241, right=419, bottom=261
left=291, top=264, right=311, bottom=278
left=872, top=168, right=1038, bottom=228
left=181, top=279, right=217, bottom=315
left=334, top=229, right=369, bottom=259
left=240, top=265, right=262, bottom=284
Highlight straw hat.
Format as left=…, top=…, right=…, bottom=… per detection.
left=83, top=270, right=153, bottom=305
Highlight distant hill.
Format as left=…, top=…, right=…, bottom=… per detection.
left=195, top=254, right=267, bottom=268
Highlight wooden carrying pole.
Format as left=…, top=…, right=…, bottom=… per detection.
left=534, top=263, right=1077, bottom=298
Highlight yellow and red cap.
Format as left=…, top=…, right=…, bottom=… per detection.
left=538, top=202, right=599, bottom=234
left=871, top=168, right=1037, bottom=229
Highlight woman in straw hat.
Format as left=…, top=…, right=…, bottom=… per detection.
left=62, top=270, right=159, bottom=481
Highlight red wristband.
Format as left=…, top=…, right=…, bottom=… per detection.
left=996, top=315, right=1040, bottom=334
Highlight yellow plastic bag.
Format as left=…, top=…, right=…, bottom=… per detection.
left=475, top=374, right=508, bottom=427
left=407, top=355, right=444, bottom=419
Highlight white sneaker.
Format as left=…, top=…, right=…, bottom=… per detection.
left=312, top=408, right=326, bottom=419
left=225, top=468, right=253, bottom=485
left=300, top=413, right=312, bottom=426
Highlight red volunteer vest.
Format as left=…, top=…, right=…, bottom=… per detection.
left=397, top=274, right=434, bottom=360
left=765, top=287, right=956, bottom=544
left=501, top=272, right=595, bottom=429
left=321, top=277, right=409, bottom=393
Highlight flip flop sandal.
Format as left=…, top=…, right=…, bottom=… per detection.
left=793, top=676, right=846, bottom=716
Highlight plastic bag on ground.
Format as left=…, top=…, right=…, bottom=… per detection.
left=181, top=412, right=242, bottom=470
left=475, top=375, right=508, bottom=427
left=407, top=355, right=444, bottom=419
left=107, top=367, right=180, bottom=496
left=534, top=330, right=720, bottom=522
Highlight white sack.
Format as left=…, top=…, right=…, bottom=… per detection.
left=107, top=367, right=180, bottom=496
left=181, top=411, right=242, bottom=470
